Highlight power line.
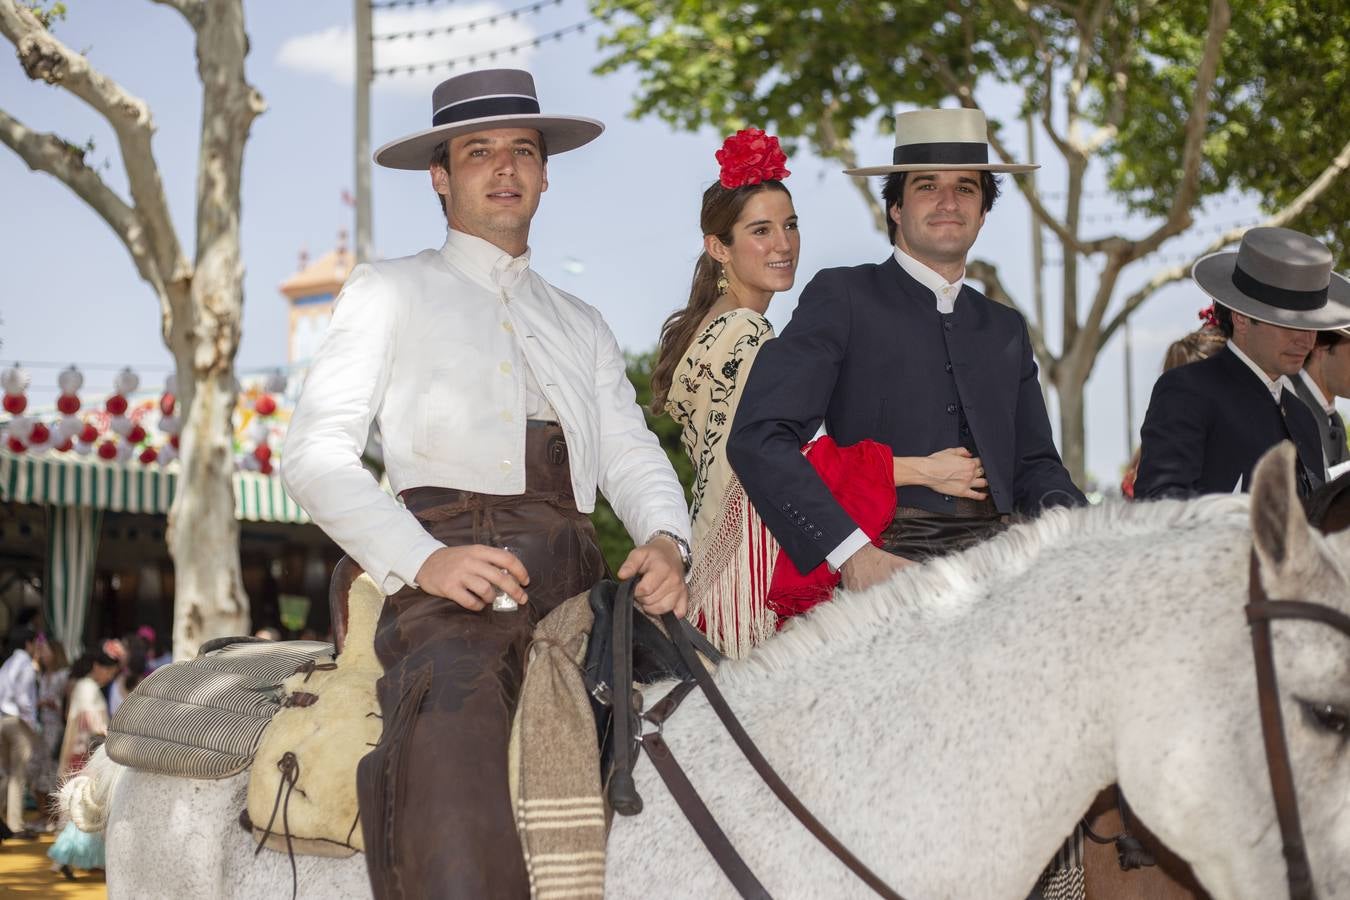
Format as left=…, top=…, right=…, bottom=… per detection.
left=371, top=15, right=605, bottom=78
left=370, top=0, right=462, bottom=9
left=372, top=0, right=562, bottom=41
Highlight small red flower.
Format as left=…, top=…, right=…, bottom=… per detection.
left=716, top=128, right=790, bottom=189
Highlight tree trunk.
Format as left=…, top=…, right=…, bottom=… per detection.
left=1054, top=369, right=1087, bottom=489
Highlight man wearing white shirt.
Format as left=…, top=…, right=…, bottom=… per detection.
left=1136, top=227, right=1350, bottom=499
left=1294, top=330, right=1350, bottom=469
left=282, top=69, right=690, bottom=899
left=730, top=109, right=1083, bottom=589
left=0, top=626, right=40, bottom=837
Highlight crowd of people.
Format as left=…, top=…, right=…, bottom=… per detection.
left=0, top=619, right=166, bottom=879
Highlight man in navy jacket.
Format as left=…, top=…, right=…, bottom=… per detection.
left=1136, top=228, right=1350, bottom=500
left=729, top=109, right=1083, bottom=591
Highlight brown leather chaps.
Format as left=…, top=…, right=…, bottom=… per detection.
left=879, top=496, right=1010, bottom=562
left=356, top=422, right=608, bottom=900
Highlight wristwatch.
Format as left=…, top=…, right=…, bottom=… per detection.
left=649, top=529, right=693, bottom=578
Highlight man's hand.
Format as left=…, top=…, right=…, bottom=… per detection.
left=840, top=543, right=914, bottom=592
left=617, top=537, right=688, bottom=617
left=414, top=545, right=530, bottom=611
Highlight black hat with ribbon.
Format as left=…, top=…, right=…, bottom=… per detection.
left=1192, top=227, right=1350, bottom=330
left=373, top=68, right=603, bottom=171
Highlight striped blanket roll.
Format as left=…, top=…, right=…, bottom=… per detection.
left=106, top=640, right=334, bottom=780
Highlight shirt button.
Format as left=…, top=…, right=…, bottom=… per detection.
left=944, top=362, right=953, bottom=373
left=946, top=403, right=957, bottom=414
left=502, top=321, right=514, bottom=333
left=499, top=361, right=512, bottom=375
left=500, top=410, right=512, bottom=423
left=500, top=460, right=512, bottom=472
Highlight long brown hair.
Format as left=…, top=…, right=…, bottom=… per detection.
left=649, top=179, right=791, bottom=413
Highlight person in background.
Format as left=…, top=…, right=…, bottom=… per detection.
left=31, top=637, right=69, bottom=828
left=48, top=650, right=119, bottom=879
left=0, top=625, right=41, bottom=838
left=1293, top=328, right=1350, bottom=470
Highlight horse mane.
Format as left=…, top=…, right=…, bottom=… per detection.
left=722, top=494, right=1252, bottom=683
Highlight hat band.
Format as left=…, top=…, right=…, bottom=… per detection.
left=892, top=141, right=989, bottom=167
left=1232, top=264, right=1328, bottom=311
left=432, top=96, right=541, bottom=128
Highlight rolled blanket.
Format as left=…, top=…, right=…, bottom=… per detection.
left=509, top=592, right=606, bottom=900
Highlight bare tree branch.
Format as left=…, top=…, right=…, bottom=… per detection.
left=968, top=259, right=1057, bottom=375
left=1123, top=0, right=1231, bottom=261
left=1064, top=0, right=1111, bottom=150
left=0, top=0, right=188, bottom=285
left=1097, top=134, right=1350, bottom=351
left=148, top=0, right=205, bottom=28
left=0, top=106, right=165, bottom=291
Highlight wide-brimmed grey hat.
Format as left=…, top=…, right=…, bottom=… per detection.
left=1192, top=227, right=1350, bottom=330
left=373, top=68, right=604, bottom=170
left=843, top=108, right=1038, bottom=177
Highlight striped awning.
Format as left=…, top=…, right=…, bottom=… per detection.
left=0, top=449, right=310, bottom=524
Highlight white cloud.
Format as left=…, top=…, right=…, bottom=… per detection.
left=277, top=5, right=539, bottom=94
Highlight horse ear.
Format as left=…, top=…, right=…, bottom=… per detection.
left=1250, top=441, right=1308, bottom=576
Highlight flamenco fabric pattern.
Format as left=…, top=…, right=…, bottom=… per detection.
left=667, top=310, right=780, bottom=657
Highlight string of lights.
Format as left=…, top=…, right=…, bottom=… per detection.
left=371, top=15, right=605, bottom=78
left=370, top=0, right=462, bottom=10
left=372, top=0, right=563, bottom=41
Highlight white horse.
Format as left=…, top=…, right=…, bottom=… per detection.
left=68, top=445, right=1350, bottom=898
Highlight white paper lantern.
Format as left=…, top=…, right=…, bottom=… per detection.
left=247, top=418, right=270, bottom=444
left=158, top=444, right=178, bottom=465
left=265, top=370, right=288, bottom=394
left=6, top=415, right=32, bottom=442
left=114, top=367, right=140, bottom=396
left=1, top=365, right=29, bottom=395
left=109, top=415, right=133, bottom=437
left=73, top=441, right=93, bottom=456
left=158, top=414, right=181, bottom=436
left=164, top=372, right=177, bottom=396
left=239, top=452, right=260, bottom=472
left=57, top=365, right=84, bottom=394
left=58, top=415, right=82, bottom=441
left=116, top=441, right=134, bottom=462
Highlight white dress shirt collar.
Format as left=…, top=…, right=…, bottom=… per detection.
left=1299, top=369, right=1335, bottom=414
left=440, top=228, right=532, bottom=291
left=1227, top=341, right=1294, bottom=403
left=893, top=245, right=965, bottom=314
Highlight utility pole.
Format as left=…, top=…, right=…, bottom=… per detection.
left=354, top=0, right=374, bottom=263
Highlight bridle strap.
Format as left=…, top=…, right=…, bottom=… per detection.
left=658, top=612, right=907, bottom=900
left=1243, top=550, right=1350, bottom=900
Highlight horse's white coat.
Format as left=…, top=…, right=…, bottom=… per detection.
left=79, top=450, right=1350, bottom=899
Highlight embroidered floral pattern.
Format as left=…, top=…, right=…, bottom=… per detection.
left=667, top=310, right=774, bottom=523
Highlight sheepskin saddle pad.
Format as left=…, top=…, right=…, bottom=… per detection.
left=106, top=638, right=336, bottom=780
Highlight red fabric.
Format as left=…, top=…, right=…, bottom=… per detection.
left=765, top=437, right=897, bottom=620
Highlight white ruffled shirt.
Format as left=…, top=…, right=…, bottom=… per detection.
left=283, top=229, right=690, bottom=594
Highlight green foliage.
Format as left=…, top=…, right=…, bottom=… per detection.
left=591, top=0, right=1349, bottom=254
left=24, top=2, right=67, bottom=29
left=589, top=350, right=694, bottom=572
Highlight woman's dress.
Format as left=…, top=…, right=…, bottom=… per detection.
left=665, top=309, right=780, bottom=658
left=49, top=675, right=109, bottom=871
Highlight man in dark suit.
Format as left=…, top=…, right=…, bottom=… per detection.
left=728, top=108, right=1084, bottom=591
left=1294, top=329, right=1350, bottom=470
left=1135, top=227, right=1350, bottom=500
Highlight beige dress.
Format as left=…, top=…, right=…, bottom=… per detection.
left=665, top=309, right=780, bottom=658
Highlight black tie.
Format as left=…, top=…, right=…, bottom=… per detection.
left=1329, top=410, right=1349, bottom=466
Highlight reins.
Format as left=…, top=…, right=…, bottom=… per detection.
left=1245, top=549, right=1350, bottom=900
left=615, top=576, right=905, bottom=900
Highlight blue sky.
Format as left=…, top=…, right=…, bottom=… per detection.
left=0, top=0, right=1283, bottom=487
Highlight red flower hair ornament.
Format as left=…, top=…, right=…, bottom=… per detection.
left=1198, top=302, right=1221, bottom=331
left=716, top=128, right=790, bottom=189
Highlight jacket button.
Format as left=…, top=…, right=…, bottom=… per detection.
left=944, top=322, right=953, bottom=331
left=944, top=362, right=953, bottom=373
left=946, top=403, right=957, bottom=414
left=943, top=494, right=953, bottom=502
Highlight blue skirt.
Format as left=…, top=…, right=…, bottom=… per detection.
left=47, top=821, right=105, bottom=870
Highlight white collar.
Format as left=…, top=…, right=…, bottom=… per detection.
left=1227, top=342, right=1294, bottom=403
left=440, top=228, right=532, bottom=290
left=892, top=246, right=964, bottom=299
left=1298, top=369, right=1335, bottom=414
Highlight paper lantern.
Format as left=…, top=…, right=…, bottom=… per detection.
left=106, top=394, right=128, bottom=416
left=254, top=394, right=277, bottom=417
left=114, top=367, right=140, bottom=396
left=253, top=443, right=272, bottom=463
left=127, top=424, right=147, bottom=445
left=57, top=365, right=83, bottom=394
left=28, top=422, right=50, bottom=445
left=138, top=446, right=158, bottom=465
left=2, top=394, right=26, bottom=415
left=6, top=437, right=25, bottom=453
left=97, top=441, right=118, bottom=460
left=160, top=392, right=175, bottom=416
left=78, top=423, right=99, bottom=444
left=56, top=393, right=81, bottom=415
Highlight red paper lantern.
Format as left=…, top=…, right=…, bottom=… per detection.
left=2, top=394, right=26, bottom=415
left=106, top=394, right=128, bottom=416
left=56, top=438, right=74, bottom=453
left=97, top=441, right=118, bottom=460
left=259, top=458, right=273, bottom=476
left=56, top=393, right=81, bottom=415
left=79, top=423, right=99, bottom=444
left=6, top=437, right=25, bottom=453
left=139, top=447, right=159, bottom=465
left=254, top=394, right=277, bottom=417
left=252, top=443, right=272, bottom=463
left=28, top=423, right=50, bottom=445
left=169, top=434, right=180, bottom=449
left=160, top=392, right=175, bottom=416
left=127, top=424, right=147, bottom=445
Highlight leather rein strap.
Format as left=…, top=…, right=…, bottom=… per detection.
left=637, top=609, right=905, bottom=900
left=1245, top=550, right=1350, bottom=900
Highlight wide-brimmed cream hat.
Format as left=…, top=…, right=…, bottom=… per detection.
left=373, top=68, right=603, bottom=170
left=1192, top=227, right=1350, bottom=331
left=843, top=108, right=1038, bottom=177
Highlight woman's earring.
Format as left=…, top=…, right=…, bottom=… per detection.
left=716, top=269, right=729, bottom=295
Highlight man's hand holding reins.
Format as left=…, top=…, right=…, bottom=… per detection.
left=414, top=545, right=530, bottom=611
left=617, top=537, right=688, bottom=617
